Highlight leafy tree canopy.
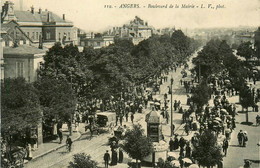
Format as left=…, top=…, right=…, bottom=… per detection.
left=237, top=41, right=254, bottom=60
left=69, top=153, right=98, bottom=168
left=1, top=78, right=41, bottom=136
left=191, top=81, right=212, bottom=108
left=239, top=84, right=255, bottom=109
left=34, top=76, right=77, bottom=122
left=193, top=130, right=223, bottom=167
left=122, top=124, right=154, bottom=161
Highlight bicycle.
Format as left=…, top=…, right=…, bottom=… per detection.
left=66, top=143, right=72, bottom=152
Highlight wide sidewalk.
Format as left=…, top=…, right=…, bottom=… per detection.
left=25, top=124, right=83, bottom=164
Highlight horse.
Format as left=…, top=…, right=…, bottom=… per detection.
left=85, top=123, right=100, bottom=137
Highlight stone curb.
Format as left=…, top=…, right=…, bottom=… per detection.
left=24, top=132, right=82, bottom=164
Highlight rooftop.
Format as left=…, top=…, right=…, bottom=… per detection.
left=14, top=10, right=73, bottom=25
left=3, top=45, right=47, bottom=57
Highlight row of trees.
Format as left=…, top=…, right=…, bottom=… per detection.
left=1, top=30, right=200, bottom=160
left=187, top=39, right=255, bottom=168
left=38, top=30, right=200, bottom=112
left=192, top=39, right=254, bottom=109
left=1, top=77, right=76, bottom=166
left=1, top=77, right=76, bottom=136
left=1, top=30, right=202, bottom=168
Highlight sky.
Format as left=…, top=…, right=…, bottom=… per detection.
left=2, top=0, right=260, bottom=32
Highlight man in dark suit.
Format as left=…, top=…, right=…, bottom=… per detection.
left=104, top=150, right=110, bottom=168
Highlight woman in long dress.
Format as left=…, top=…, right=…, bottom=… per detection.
left=118, top=148, right=123, bottom=163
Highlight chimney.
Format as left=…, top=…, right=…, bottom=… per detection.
left=31, top=6, right=34, bottom=14
left=62, top=14, right=65, bottom=20
left=38, top=8, right=42, bottom=14
left=145, top=22, right=148, bottom=26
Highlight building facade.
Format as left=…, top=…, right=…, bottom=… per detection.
left=3, top=45, right=45, bottom=82
left=1, top=30, right=7, bottom=81
left=1, top=1, right=77, bottom=46
left=82, top=36, right=114, bottom=49
left=106, top=16, right=153, bottom=45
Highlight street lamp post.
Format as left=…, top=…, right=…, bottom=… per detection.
left=170, top=77, right=174, bottom=136
left=70, top=73, right=73, bottom=136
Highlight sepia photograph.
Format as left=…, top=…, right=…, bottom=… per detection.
left=0, top=0, right=260, bottom=167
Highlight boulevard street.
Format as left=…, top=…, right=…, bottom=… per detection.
left=24, top=48, right=260, bottom=168
left=24, top=50, right=198, bottom=168
left=2, top=6, right=259, bottom=167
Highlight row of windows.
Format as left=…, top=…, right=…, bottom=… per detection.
left=4, top=40, right=27, bottom=47
left=27, top=32, right=42, bottom=40
left=15, top=62, right=41, bottom=81
left=58, top=32, right=71, bottom=41
left=26, top=31, right=73, bottom=41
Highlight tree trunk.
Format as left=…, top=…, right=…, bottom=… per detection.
left=246, top=108, right=249, bottom=123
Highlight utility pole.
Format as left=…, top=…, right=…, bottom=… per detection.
left=170, top=77, right=174, bottom=136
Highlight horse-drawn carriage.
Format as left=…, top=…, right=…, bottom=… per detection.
left=85, top=112, right=116, bottom=137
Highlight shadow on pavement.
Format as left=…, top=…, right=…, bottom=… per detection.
left=58, top=151, right=68, bottom=155
left=229, top=145, right=241, bottom=147
left=240, top=122, right=254, bottom=126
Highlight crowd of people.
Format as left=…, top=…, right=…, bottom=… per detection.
left=162, top=66, right=257, bottom=167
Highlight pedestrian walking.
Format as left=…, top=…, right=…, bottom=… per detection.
left=169, top=138, right=174, bottom=151
left=177, top=100, right=181, bottom=109
left=256, top=114, right=260, bottom=126
left=125, top=112, right=128, bottom=122
left=243, top=160, right=251, bottom=168
left=243, top=131, right=248, bottom=147
left=104, top=150, right=110, bottom=168
left=222, top=138, right=229, bottom=156
left=26, top=142, right=32, bottom=160
left=118, top=148, right=124, bottom=163
left=166, top=111, right=169, bottom=124
left=111, top=149, right=118, bottom=165
left=172, top=123, right=175, bottom=135
left=174, top=100, right=178, bottom=111
left=116, top=115, right=118, bottom=126
left=191, top=134, right=199, bottom=147
left=173, top=135, right=179, bottom=150
left=31, top=133, right=38, bottom=150
left=119, top=114, right=123, bottom=126
left=66, top=135, right=73, bottom=152
left=237, top=130, right=244, bottom=147
left=225, top=127, right=231, bottom=141
left=164, top=93, right=168, bottom=100
left=58, top=129, right=63, bottom=144
left=131, top=113, right=134, bottom=123
left=185, top=143, right=191, bottom=158
left=217, top=160, right=223, bottom=168
left=179, top=137, right=186, bottom=149
left=184, top=123, right=190, bottom=135
left=179, top=146, right=184, bottom=158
